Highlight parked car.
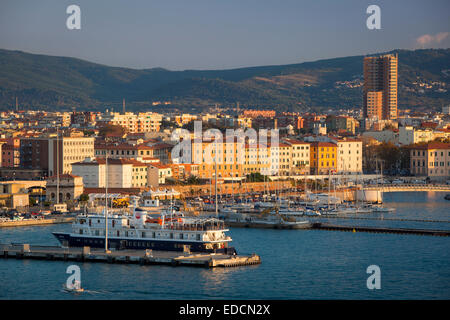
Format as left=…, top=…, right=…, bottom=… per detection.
left=391, top=179, right=404, bottom=184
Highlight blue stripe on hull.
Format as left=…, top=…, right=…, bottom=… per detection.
left=52, top=232, right=236, bottom=255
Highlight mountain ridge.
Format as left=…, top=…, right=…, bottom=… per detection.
left=0, top=48, right=449, bottom=112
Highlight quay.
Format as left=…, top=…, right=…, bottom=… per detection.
left=0, top=216, right=75, bottom=228
left=311, top=222, right=450, bottom=236
left=0, top=243, right=261, bottom=268
left=363, top=184, right=450, bottom=193
left=225, top=220, right=311, bottom=229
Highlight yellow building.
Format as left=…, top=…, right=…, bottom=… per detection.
left=192, top=139, right=244, bottom=180
left=310, top=142, right=337, bottom=175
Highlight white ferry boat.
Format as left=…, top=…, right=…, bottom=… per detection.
left=53, top=198, right=236, bottom=254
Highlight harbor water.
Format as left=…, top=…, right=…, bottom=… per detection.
left=0, top=192, right=449, bottom=299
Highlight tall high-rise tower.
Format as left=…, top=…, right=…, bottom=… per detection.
left=363, top=53, right=398, bottom=120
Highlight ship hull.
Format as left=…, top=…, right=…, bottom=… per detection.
left=52, top=232, right=236, bottom=255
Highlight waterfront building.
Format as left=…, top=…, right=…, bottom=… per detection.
left=409, top=142, right=450, bottom=181
left=336, top=138, right=363, bottom=173
left=72, top=158, right=149, bottom=189
left=0, top=182, right=30, bottom=209
left=45, top=174, right=84, bottom=203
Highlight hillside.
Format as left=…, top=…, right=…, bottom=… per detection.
left=0, top=48, right=449, bottom=112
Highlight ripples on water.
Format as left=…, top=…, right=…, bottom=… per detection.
left=0, top=192, right=449, bottom=299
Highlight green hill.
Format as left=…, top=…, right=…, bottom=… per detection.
left=0, top=48, right=449, bottom=112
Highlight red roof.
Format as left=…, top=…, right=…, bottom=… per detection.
left=73, top=158, right=147, bottom=166
left=411, top=142, right=450, bottom=150
left=310, top=142, right=337, bottom=147
left=47, top=174, right=81, bottom=179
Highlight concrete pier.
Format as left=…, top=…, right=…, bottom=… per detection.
left=0, top=217, right=75, bottom=228
left=0, top=244, right=261, bottom=268
left=311, top=223, right=450, bottom=236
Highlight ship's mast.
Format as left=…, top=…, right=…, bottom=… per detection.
left=215, top=142, right=218, bottom=218
left=56, top=126, right=59, bottom=205
left=105, top=152, right=108, bottom=252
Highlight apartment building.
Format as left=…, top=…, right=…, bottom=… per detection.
left=20, top=132, right=94, bottom=176
left=99, top=112, right=163, bottom=133
left=95, top=142, right=172, bottom=164
left=192, top=139, right=244, bottom=180
left=283, top=138, right=310, bottom=175
left=363, top=53, right=398, bottom=120
left=336, top=138, right=363, bottom=173
left=310, top=142, right=337, bottom=174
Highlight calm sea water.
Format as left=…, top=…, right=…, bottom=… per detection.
left=0, top=192, right=449, bottom=300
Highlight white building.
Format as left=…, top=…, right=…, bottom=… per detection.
left=72, top=158, right=133, bottom=188
left=283, top=138, right=311, bottom=175
left=398, top=126, right=435, bottom=146
left=336, top=138, right=363, bottom=173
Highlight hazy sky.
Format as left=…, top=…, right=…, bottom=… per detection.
left=0, top=0, right=449, bottom=70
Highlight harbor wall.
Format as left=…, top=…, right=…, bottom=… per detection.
left=0, top=217, right=74, bottom=228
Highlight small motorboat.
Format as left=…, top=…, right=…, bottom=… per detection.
left=63, top=281, right=84, bottom=293
left=445, top=194, right=450, bottom=201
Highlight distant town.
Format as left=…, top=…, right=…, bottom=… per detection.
left=0, top=53, right=449, bottom=213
